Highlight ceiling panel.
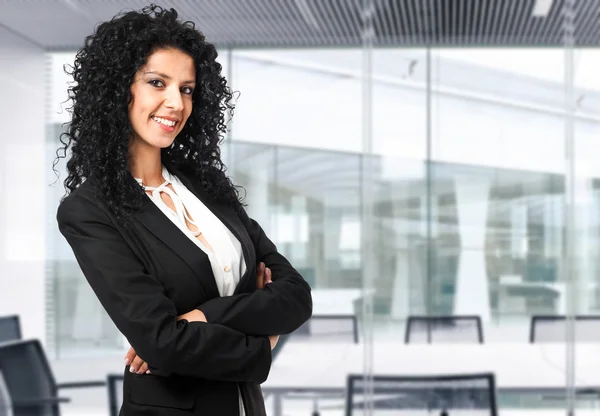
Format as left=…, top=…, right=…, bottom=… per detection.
left=1, top=0, right=599, bottom=50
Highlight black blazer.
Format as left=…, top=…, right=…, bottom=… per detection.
left=56, top=166, right=313, bottom=416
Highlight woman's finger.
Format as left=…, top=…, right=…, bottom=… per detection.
left=130, top=354, right=145, bottom=373
left=138, top=361, right=149, bottom=374
left=124, top=346, right=136, bottom=366
left=265, top=267, right=272, bottom=284
left=256, top=262, right=265, bottom=289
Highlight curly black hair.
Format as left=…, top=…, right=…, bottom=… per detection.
left=53, top=4, right=241, bottom=225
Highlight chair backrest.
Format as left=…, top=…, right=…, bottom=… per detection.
left=0, top=316, right=21, bottom=344
left=106, top=374, right=123, bottom=416
left=346, top=373, right=498, bottom=416
left=293, top=314, right=358, bottom=343
left=0, top=371, right=13, bottom=416
left=0, top=339, right=60, bottom=416
left=405, top=315, right=483, bottom=344
left=530, top=315, right=600, bottom=342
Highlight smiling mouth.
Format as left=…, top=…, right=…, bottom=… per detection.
left=151, top=116, right=178, bottom=128
left=151, top=117, right=178, bottom=132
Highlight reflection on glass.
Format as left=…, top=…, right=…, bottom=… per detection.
left=45, top=134, right=600, bottom=354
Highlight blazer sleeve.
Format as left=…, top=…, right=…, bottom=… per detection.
left=56, top=194, right=272, bottom=383
left=198, top=204, right=313, bottom=336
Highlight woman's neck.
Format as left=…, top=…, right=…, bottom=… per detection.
left=129, top=147, right=164, bottom=187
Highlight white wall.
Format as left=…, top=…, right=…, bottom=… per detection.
left=0, top=28, right=47, bottom=344
left=49, top=52, right=76, bottom=125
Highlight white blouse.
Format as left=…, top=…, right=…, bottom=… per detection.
left=134, top=165, right=247, bottom=415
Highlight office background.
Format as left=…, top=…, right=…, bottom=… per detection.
left=46, top=46, right=600, bottom=348
left=2, top=0, right=600, bottom=414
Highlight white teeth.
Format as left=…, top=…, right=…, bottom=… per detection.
left=152, top=116, right=176, bottom=127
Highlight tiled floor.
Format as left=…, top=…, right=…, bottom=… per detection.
left=59, top=397, right=345, bottom=416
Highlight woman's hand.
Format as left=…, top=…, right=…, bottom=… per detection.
left=178, top=309, right=207, bottom=323
left=124, top=309, right=208, bottom=374
left=268, top=335, right=280, bottom=350
left=257, top=263, right=279, bottom=350
left=124, top=346, right=149, bottom=374
left=256, top=262, right=272, bottom=289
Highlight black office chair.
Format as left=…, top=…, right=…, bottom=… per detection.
left=405, top=315, right=484, bottom=344
left=345, top=373, right=498, bottom=416
left=293, top=314, right=359, bottom=343
left=106, top=374, right=123, bottom=416
left=0, top=339, right=70, bottom=416
left=0, top=371, right=13, bottom=416
left=0, top=316, right=21, bottom=344
left=530, top=315, right=600, bottom=342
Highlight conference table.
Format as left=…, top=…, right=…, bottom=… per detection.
left=311, top=288, right=374, bottom=316
left=262, top=342, right=600, bottom=415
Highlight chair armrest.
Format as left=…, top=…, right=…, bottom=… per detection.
left=12, top=396, right=71, bottom=407
left=57, top=380, right=106, bottom=389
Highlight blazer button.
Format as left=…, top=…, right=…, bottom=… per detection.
left=224, top=265, right=230, bottom=272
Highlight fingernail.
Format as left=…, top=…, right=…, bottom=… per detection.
left=267, top=280, right=272, bottom=284
left=124, top=358, right=130, bottom=365
left=146, top=370, right=151, bottom=374
left=129, top=366, right=136, bottom=373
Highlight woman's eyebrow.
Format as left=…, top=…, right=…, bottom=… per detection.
left=144, top=71, right=196, bottom=84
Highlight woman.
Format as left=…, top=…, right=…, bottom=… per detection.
left=54, top=4, right=312, bottom=415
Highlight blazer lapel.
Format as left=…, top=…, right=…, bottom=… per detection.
left=172, top=168, right=256, bottom=294
left=129, top=174, right=221, bottom=299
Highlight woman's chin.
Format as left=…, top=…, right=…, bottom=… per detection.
left=149, top=138, right=177, bottom=149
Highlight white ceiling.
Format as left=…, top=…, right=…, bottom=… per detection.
left=2, top=0, right=600, bottom=50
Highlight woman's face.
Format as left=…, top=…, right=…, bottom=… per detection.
left=128, top=48, right=196, bottom=150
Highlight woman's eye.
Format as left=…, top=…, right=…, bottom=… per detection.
left=181, top=87, right=194, bottom=95
left=149, top=79, right=164, bottom=87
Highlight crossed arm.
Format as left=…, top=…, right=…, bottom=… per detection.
left=125, top=204, right=314, bottom=374
left=126, top=262, right=280, bottom=375
left=57, top=193, right=312, bottom=381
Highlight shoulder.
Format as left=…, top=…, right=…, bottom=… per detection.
left=56, top=178, right=112, bottom=227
